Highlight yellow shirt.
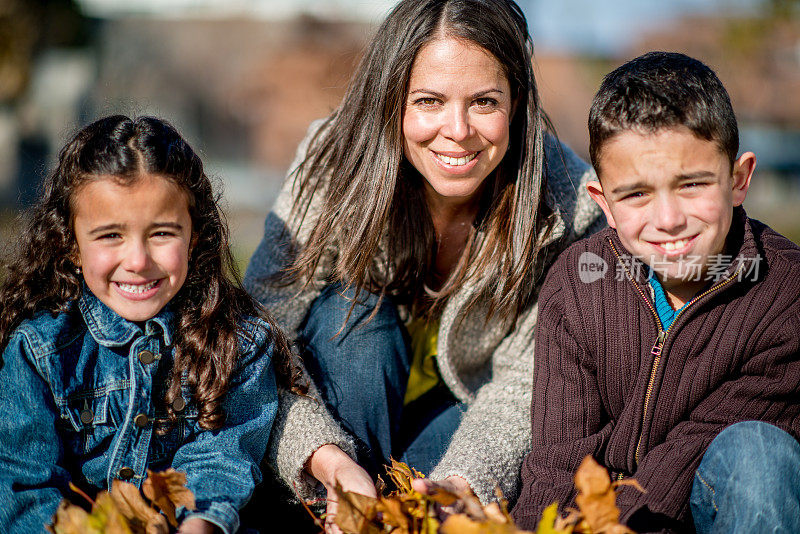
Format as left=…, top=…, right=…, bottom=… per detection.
left=404, top=317, right=441, bottom=405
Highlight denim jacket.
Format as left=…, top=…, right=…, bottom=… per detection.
left=0, top=289, right=278, bottom=534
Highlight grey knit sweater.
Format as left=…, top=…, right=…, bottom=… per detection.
left=244, top=121, right=603, bottom=503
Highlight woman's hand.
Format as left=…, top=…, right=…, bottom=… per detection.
left=306, top=444, right=377, bottom=534
left=411, top=474, right=472, bottom=497
left=177, top=516, right=219, bottom=534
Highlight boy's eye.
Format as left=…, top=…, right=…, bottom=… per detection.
left=621, top=192, right=645, bottom=200
left=152, top=231, right=175, bottom=238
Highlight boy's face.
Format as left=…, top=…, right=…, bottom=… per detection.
left=587, top=126, right=755, bottom=300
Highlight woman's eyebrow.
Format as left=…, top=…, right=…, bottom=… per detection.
left=407, top=88, right=505, bottom=98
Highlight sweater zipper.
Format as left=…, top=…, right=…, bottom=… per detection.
left=607, top=238, right=745, bottom=468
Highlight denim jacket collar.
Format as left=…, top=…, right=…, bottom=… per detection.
left=78, top=287, right=175, bottom=348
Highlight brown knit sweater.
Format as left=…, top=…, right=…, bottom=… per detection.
left=512, top=210, right=800, bottom=533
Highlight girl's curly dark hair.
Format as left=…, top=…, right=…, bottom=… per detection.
left=0, top=115, right=303, bottom=430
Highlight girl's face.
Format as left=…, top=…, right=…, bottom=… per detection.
left=402, top=37, right=513, bottom=208
left=72, top=173, right=193, bottom=322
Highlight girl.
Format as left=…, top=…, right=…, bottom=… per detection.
left=244, top=0, right=603, bottom=528
left=0, top=115, right=297, bottom=534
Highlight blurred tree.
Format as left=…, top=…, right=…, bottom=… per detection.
left=0, top=0, right=89, bottom=104
left=0, top=0, right=37, bottom=102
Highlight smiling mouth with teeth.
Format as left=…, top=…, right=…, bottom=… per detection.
left=434, top=152, right=478, bottom=166
left=115, top=280, right=159, bottom=294
left=655, top=237, right=692, bottom=251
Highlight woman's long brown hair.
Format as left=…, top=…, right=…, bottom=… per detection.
left=284, top=0, right=556, bottom=323
left=0, top=115, right=303, bottom=430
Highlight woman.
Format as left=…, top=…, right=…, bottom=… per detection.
left=245, top=0, right=602, bottom=523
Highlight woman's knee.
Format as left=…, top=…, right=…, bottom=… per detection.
left=305, top=285, right=404, bottom=349
left=301, top=283, right=409, bottom=389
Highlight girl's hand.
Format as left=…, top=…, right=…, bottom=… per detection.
left=306, top=444, right=377, bottom=534
left=177, top=516, right=219, bottom=534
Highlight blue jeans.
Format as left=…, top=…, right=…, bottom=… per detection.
left=691, top=421, right=800, bottom=533
left=300, top=285, right=465, bottom=479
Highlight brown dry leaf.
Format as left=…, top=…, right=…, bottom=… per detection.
left=387, top=459, right=424, bottom=494
left=426, top=485, right=459, bottom=507
left=376, top=496, right=410, bottom=530
left=440, top=513, right=534, bottom=534
left=439, top=514, right=485, bottom=534
left=47, top=500, right=92, bottom=534
left=111, top=480, right=169, bottom=534
left=573, top=457, right=635, bottom=534
left=142, top=469, right=196, bottom=527
left=333, top=483, right=382, bottom=534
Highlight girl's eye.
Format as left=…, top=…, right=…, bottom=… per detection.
left=99, top=233, right=121, bottom=240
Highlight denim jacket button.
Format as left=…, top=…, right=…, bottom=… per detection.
left=172, top=397, right=186, bottom=412
left=118, top=467, right=135, bottom=480
left=134, top=413, right=149, bottom=428
left=79, top=409, right=94, bottom=424
left=138, top=350, right=155, bottom=364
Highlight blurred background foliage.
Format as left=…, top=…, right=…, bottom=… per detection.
left=1, top=0, right=799, bottom=276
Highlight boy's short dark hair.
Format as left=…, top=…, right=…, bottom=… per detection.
left=589, top=51, right=738, bottom=172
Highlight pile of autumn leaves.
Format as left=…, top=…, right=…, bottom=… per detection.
left=49, top=456, right=641, bottom=533
left=48, top=469, right=194, bottom=534
left=318, top=457, right=643, bottom=534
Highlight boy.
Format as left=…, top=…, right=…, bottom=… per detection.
left=511, top=52, right=800, bottom=533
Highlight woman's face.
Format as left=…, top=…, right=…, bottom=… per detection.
left=402, top=37, right=513, bottom=207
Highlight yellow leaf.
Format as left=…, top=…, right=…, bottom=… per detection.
left=534, top=503, right=573, bottom=534
left=142, top=469, right=195, bottom=527
left=90, top=492, right=133, bottom=534
left=421, top=511, right=440, bottom=534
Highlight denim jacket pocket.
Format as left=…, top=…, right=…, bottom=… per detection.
left=149, top=401, right=199, bottom=465
left=57, top=389, right=118, bottom=456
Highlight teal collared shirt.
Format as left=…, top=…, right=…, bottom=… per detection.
left=647, top=274, right=690, bottom=331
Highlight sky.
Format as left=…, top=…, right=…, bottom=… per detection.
left=76, top=0, right=761, bottom=53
